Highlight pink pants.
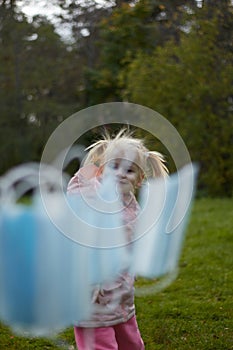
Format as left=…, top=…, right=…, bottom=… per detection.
left=74, top=316, right=145, bottom=350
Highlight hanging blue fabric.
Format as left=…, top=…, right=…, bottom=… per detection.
left=0, top=163, right=129, bottom=336
left=62, top=173, right=130, bottom=285
left=0, top=206, right=37, bottom=328
left=0, top=164, right=91, bottom=335
left=131, top=163, right=198, bottom=282
left=0, top=161, right=198, bottom=336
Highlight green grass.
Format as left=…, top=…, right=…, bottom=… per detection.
left=0, top=198, right=232, bottom=349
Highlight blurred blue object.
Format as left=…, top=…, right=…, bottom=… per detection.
left=0, top=166, right=129, bottom=336
left=0, top=162, right=198, bottom=336
left=0, top=199, right=92, bottom=336
left=132, top=163, right=199, bottom=279
left=65, top=174, right=130, bottom=285
left=0, top=208, right=37, bottom=327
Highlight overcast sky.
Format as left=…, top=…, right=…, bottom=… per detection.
left=19, top=1, right=75, bottom=41
left=20, top=0, right=110, bottom=18
left=19, top=0, right=111, bottom=40
left=20, top=0, right=64, bottom=19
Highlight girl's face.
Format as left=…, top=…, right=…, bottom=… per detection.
left=104, top=156, right=141, bottom=194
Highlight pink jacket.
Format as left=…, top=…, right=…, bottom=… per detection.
left=67, top=165, right=140, bottom=327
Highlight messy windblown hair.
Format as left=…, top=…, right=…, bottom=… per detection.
left=83, top=128, right=168, bottom=179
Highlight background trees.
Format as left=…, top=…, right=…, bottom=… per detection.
left=0, top=0, right=81, bottom=172
left=124, top=6, right=233, bottom=196
left=0, top=0, right=232, bottom=196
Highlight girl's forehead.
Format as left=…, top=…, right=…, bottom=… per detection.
left=108, top=146, right=138, bottom=162
left=106, top=153, right=142, bottom=173
left=111, top=158, right=137, bottom=169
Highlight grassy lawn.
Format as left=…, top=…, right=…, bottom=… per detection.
left=0, top=198, right=232, bottom=349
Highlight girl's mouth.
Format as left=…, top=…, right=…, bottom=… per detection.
left=119, top=180, right=128, bottom=184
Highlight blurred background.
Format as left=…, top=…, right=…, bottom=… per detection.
left=0, top=0, right=232, bottom=197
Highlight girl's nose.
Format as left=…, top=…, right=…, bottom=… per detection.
left=116, top=168, right=126, bottom=178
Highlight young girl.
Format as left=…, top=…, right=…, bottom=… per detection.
left=67, top=129, right=168, bottom=350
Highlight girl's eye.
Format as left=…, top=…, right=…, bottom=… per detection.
left=127, top=168, right=135, bottom=174
left=109, top=162, right=118, bottom=169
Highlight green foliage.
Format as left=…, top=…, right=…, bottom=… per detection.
left=0, top=1, right=232, bottom=196
left=0, top=198, right=232, bottom=349
left=124, top=7, right=233, bottom=196
left=85, top=0, right=196, bottom=104
left=0, top=3, right=83, bottom=174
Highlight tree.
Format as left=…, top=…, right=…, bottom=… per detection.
left=84, top=0, right=199, bottom=105
left=0, top=1, right=82, bottom=173
left=56, top=0, right=113, bottom=106
left=124, top=4, right=233, bottom=196
left=0, top=2, right=33, bottom=171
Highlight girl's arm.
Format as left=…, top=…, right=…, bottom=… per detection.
left=67, top=164, right=99, bottom=194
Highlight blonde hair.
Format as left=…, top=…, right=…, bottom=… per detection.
left=83, top=128, right=168, bottom=180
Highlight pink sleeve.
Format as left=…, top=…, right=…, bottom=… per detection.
left=67, top=164, right=99, bottom=194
